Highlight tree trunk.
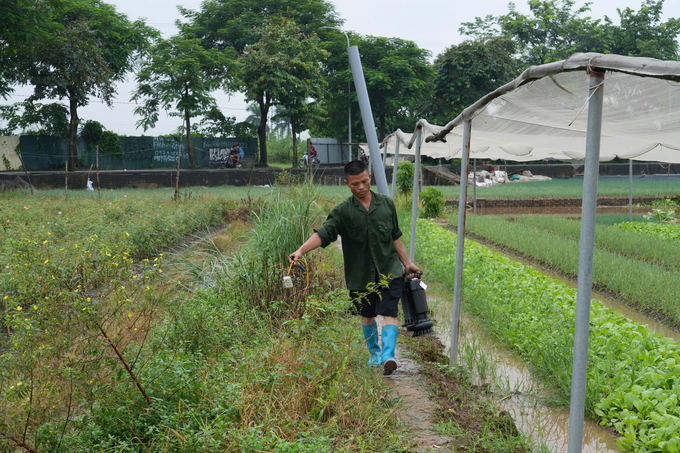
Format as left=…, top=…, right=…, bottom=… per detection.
left=379, top=114, right=386, bottom=143
left=184, top=85, right=196, bottom=169
left=291, top=120, right=298, bottom=168
left=68, top=88, right=79, bottom=169
left=257, top=97, right=269, bottom=166
left=185, top=118, right=195, bottom=170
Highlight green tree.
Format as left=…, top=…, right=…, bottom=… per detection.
left=603, top=0, right=680, bottom=59
left=132, top=35, right=232, bottom=169
left=237, top=20, right=327, bottom=166
left=18, top=0, right=157, bottom=168
left=429, top=36, right=522, bottom=123
left=178, top=0, right=341, bottom=55
left=461, top=0, right=606, bottom=65
left=0, top=100, right=69, bottom=137
left=461, top=0, right=680, bottom=65
left=0, top=0, right=54, bottom=98
left=313, top=34, right=434, bottom=143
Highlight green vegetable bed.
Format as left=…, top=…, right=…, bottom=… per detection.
left=615, top=222, right=680, bottom=242
left=413, top=219, right=680, bottom=452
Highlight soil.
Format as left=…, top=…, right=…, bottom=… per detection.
left=376, top=316, right=456, bottom=451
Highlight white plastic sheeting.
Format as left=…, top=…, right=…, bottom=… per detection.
left=372, top=53, right=680, bottom=164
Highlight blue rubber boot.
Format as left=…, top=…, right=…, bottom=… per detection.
left=362, top=322, right=382, bottom=367
left=381, top=324, right=399, bottom=375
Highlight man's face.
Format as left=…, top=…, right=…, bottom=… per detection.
left=345, top=171, right=371, bottom=200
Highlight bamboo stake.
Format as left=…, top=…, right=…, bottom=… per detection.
left=64, top=160, right=68, bottom=201
left=96, top=145, right=101, bottom=202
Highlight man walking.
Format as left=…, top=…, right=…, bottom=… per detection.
left=289, top=160, right=419, bottom=375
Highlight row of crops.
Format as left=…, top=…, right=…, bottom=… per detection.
left=447, top=214, right=680, bottom=328
left=413, top=218, right=680, bottom=452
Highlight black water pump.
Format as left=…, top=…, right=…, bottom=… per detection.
left=401, top=272, right=434, bottom=337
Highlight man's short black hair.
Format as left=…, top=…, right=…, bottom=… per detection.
left=344, top=160, right=368, bottom=179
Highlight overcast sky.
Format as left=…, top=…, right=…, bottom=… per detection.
left=5, top=0, right=680, bottom=135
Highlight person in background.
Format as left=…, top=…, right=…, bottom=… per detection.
left=288, top=160, right=419, bottom=376
left=228, top=145, right=244, bottom=168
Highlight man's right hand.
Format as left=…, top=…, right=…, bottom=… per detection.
left=288, top=250, right=303, bottom=265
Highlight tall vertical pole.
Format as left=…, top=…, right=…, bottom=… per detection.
left=345, top=32, right=352, bottom=162
left=629, top=159, right=633, bottom=222
left=567, top=70, right=605, bottom=453
left=450, top=120, right=472, bottom=365
left=391, top=139, right=401, bottom=199
left=348, top=46, right=389, bottom=195
left=409, top=127, right=422, bottom=261
left=382, top=145, right=388, bottom=167
left=473, top=158, right=477, bottom=215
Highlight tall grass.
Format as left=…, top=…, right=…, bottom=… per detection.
left=448, top=214, right=680, bottom=326
left=1, top=186, right=410, bottom=452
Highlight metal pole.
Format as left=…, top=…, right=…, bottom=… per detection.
left=409, top=127, right=422, bottom=261
left=391, top=139, right=400, bottom=199
left=348, top=46, right=389, bottom=195
left=567, top=70, right=605, bottom=453
left=629, top=159, right=633, bottom=222
left=473, top=158, right=477, bottom=215
left=450, top=120, right=472, bottom=365
left=382, top=145, right=388, bottom=168
left=344, top=31, right=352, bottom=162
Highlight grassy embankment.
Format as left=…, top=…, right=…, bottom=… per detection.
left=410, top=218, right=680, bottom=452
left=446, top=212, right=680, bottom=328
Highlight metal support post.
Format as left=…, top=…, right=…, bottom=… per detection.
left=391, top=139, right=401, bottom=199
left=450, top=120, right=472, bottom=365
left=409, top=127, right=422, bottom=261
left=348, top=46, right=389, bottom=195
left=473, top=158, right=477, bottom=215
left=567, top=70, right=605, bottom=453
left=629, top=159, right=633, bottom=222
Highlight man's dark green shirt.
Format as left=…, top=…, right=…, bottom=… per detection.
left=315, top=191, right=403, bottom=291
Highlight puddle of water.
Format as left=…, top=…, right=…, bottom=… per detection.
left=434, top=312, right=621, bottom=453
left=428, top=284, right=623, bottom=453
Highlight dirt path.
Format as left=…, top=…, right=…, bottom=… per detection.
left=376, top=317, right=456, bottom=451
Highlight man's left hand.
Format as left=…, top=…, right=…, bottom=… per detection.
left=404, top=262, right=420, bottom=278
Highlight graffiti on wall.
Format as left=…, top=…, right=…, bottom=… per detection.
left=152, top=136, right=186, bottom=166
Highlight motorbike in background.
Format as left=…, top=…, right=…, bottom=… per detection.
left=299, top=148, right=321, bottom=167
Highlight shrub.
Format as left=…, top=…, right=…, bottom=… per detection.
left=396, top=161, right=414, bottom=195
left=420, top=186, right=445, bottom=218
left=2, top=154, right=12, bottom=171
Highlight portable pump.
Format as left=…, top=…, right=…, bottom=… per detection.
left=401, top=272, right=434, bottom=337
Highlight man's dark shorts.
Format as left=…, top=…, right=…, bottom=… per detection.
left=349, top=275, right=403, bottom=318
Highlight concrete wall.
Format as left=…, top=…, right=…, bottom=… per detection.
left=0, top=136, right=22, bottom=170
